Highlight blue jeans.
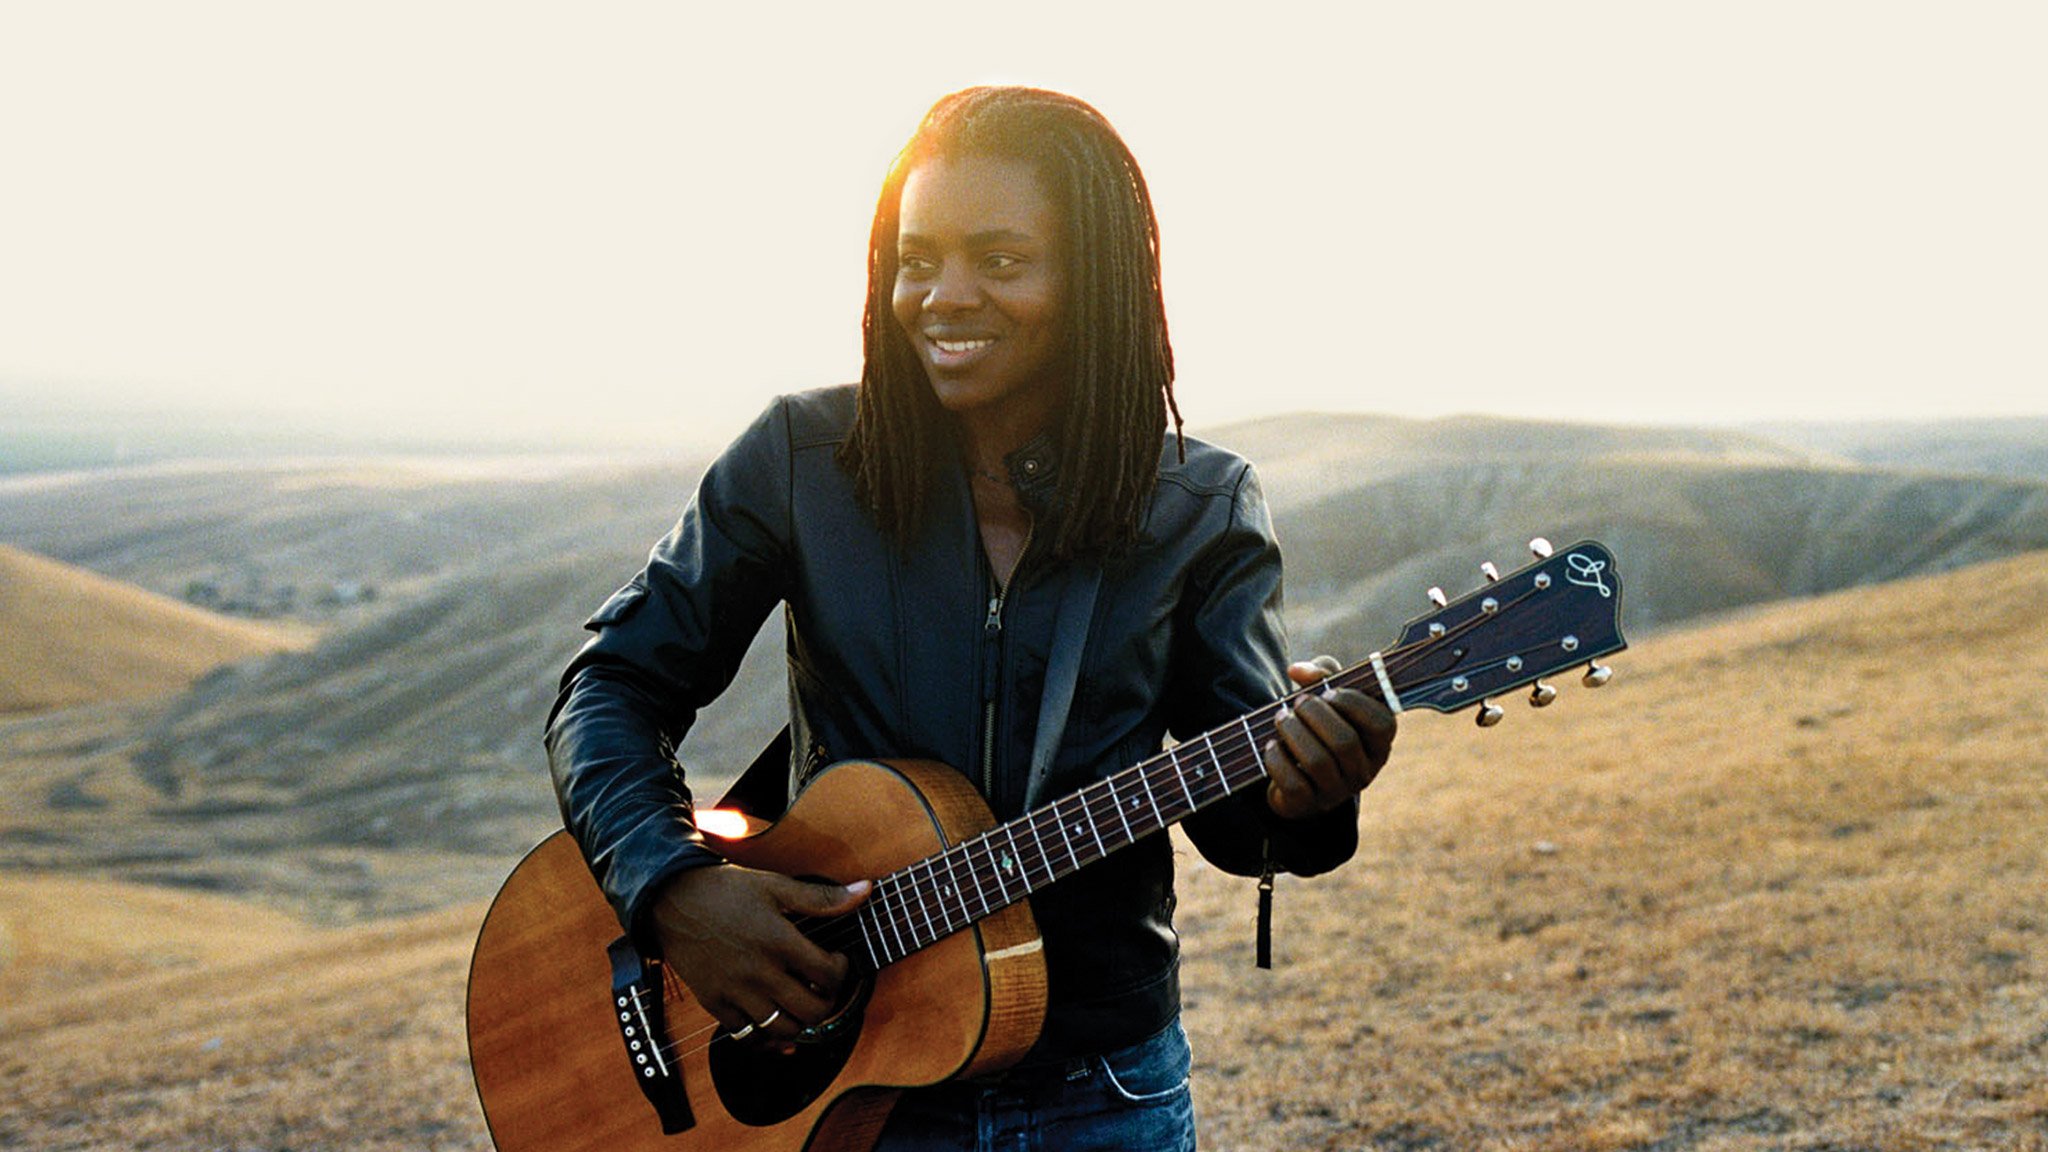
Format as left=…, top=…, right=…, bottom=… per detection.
left=872, top=1018, right=1198, bottom=1151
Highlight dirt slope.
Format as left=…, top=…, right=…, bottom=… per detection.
left=0, top=544, right=310, bottom=715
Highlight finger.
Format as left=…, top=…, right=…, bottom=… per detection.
left=728, top=997, right=782, bottom=1042
left=1324, top=688, right=1398, bottom=766
left=704, top=995, right=752, bottom=1036
left=1293, top=693, right=1375, bottom=792
left=773, top=876, right=871, bottom=918
left=1272, top=708, right=1348, bottom=811
left=1295, top=694, right=1365, bottom=763
left=756, top=962, right=841, bottom=1027
left=1285, top=655, right=1345, bottom=687
left=1286, top=661, right=1327, bottom=687
left=759, top=884, right=856, bottom=984
left=1262, top=743, right=1311, bottom=820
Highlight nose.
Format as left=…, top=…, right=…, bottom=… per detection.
left=923, top=259, right=980, bottom=315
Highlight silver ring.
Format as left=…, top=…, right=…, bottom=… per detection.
left=731, top=1022, right=756, bottom=1041
left=758, top=1009, right=782, bottom=1029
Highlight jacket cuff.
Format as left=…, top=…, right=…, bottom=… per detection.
left=1247, top=791, right=1359, bottom=877
left=593, top=810, right=728, bottom=954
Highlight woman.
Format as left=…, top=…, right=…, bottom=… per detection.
left=547, top=86, right=1395, bottom=1150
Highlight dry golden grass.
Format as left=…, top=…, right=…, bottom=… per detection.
left=1175, top=549, right=2048, bottom=1150
left=0, top=545, right=312, bottom=716
left=0, top=875, right=486, bottom=1151
left=3, top=552, right=2045, bottom=1149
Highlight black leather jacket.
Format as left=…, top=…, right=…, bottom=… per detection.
left=545, top=386, right=1357, bottom=1062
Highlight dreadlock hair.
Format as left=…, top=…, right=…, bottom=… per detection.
left=838, top=86, right=1184, bottom=560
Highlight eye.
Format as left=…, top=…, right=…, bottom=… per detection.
left=898, top=253, right=937, bottom=278
left=981, top=253, right=1024, bottom=274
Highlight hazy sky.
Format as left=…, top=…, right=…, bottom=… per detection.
left=2, top=2, right=2042, bottom=451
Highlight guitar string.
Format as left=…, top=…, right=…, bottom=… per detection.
left=646, top=577, right=1575, bottom=1059
left=857, top=585, right=1561, bottom=962
left=656, top=669, right=1573, bottom=1063
left=773, top=580, right=1559, bottom=961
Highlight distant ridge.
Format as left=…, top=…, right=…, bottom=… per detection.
left=0, top=544, right=310, bottom=715
left=1200, top=411, right=1822, bottom=511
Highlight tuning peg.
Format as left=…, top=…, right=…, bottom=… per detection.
left=1481, top=561, right=1501, bottom=583
left=1475, top=700, right=1505, bottom=727
left=1530, top=537, right=1554, bottom=559
left=1427, top=586, right=1448, bottom=608
left=1583, top=663, right=1613, bottom=687
left=1528, top=681, right=1557, bottom=707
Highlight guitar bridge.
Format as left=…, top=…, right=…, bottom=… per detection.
left=607, top=936, right=695, bottom=1134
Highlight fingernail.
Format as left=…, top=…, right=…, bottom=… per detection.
left=845, top=880, right=871, bottom=897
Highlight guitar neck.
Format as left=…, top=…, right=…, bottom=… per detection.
left=825, top=538, right=1627, bottom=974
left=838, top=692, right=1315, bottom=973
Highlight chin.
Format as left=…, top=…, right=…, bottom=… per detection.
left=924, top=373, right=999, bottom=414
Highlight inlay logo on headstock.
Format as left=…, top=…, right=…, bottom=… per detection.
left=1566, top=552, right=1612, bottom=598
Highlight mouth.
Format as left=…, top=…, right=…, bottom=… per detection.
left=922, top=330, right=997, bottom=370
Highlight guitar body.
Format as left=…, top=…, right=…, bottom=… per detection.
left=467, top=758, right=1048, bottom=1152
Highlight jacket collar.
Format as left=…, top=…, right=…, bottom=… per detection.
left=1003, top=430, right=1061, bottom=517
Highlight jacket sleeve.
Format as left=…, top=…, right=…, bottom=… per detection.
left=544, top=398, right=794, bottom=942
left=1169, top=462, right=1360, bottom=879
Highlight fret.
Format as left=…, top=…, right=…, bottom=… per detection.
left=958, top=843, right=988, bottom=918
left=1168, top=746, right=1198, bottom=810
left=1137, top=770, right=1166, bottom=828
left=1237, top=715, right=1266, bottom=783
left=1081, top=797, right=1107, bottom=859
left=1104, top=777, right=1135, bottom=843
left=929, top=856, right=963, bottom=933
left=877, top=879, right=908, bottom=958
left=1053, top=799, right=1082, bottom=873
left=946, top=844, right=987, bottom=920
left=1204, top=735, right=1228, bottom=796
left=855, top=906, right=881, bottom=970
left=1007, top=825, right=1034, bottom=891
left=910, top=860, right=940, bottom=943
left=984, top=831, right=1012, bottom=904
left=1029, top=816, right=1061, bottom=885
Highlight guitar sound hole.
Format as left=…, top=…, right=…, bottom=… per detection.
left=709, top=972, right=871, bottom=1127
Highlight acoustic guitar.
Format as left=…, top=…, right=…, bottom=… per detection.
left=467, top=538, right=1627, bottom=1151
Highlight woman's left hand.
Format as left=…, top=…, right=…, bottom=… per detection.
left=1263, top=655, right=1397, bottom=820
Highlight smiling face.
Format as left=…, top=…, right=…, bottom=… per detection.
left=890, top=154, right=1068, bottom=444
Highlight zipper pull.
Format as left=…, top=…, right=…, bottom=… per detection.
left=981, top=594, right=1004, bottom=705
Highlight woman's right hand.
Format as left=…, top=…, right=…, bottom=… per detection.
left=647, top=864, right=870, bottom=1046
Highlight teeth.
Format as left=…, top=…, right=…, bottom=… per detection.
left=932, top=338, right=993, bottom=354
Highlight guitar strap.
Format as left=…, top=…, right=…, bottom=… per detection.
left=712, top=724, right=794, bottom=822
left=714, top=560, right=1101, bottom=820
left=1023, top=559, right=1101, bottom=810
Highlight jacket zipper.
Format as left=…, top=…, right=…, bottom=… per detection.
left=979, top=521, right=1033, bottom=801
left=981, top=589, right=1002, bottom=799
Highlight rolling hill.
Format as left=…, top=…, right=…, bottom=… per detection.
left=5, top=415, right=2048, bottom=918
left=2, top=549, right=2041, bottom=1149
left=0, top=544, right=310, bottom=715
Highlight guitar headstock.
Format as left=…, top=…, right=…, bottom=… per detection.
left=1373, top=538, right=1627, bottom=723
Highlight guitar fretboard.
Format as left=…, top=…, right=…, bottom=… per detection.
left=798, top=538, right=1626, bottom=973
left=830, top=700, right=1303, bottom=970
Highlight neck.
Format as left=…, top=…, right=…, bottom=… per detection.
left=957, top=415, right=1045, bottom=477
